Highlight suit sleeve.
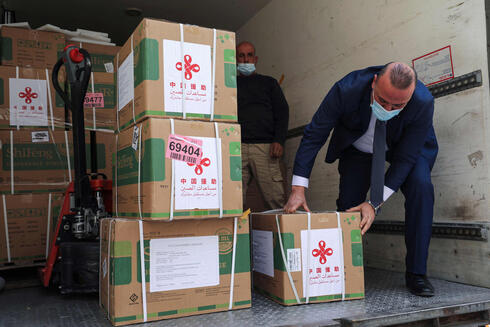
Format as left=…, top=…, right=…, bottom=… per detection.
left=271, top=79, right=289, bottom=145
left=385, top=98, right=434, bottom=192
left=292, top=83, right=344, bottom=179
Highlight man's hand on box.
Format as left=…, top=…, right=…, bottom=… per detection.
left=347, top=202, right=375, bottom=236
left=270, top=142, right=284, bottom=158
left=284, top=186, right=310, bottom=213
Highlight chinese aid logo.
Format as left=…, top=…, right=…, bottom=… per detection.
left=187, top=156, right=210, bottom=175
left=176, top=55, right=200, bottom=80
left=312, top=240, right=333, bottom=264
left=18, top=87, right=38, bottom=104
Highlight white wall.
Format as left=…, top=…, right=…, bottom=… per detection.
left=238, top=0, right=490, bottom=286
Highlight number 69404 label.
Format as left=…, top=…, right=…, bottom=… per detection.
left=165, top=134, right=203, bottom=164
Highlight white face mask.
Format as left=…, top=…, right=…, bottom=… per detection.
left=237, top=63, right=256, bottom=76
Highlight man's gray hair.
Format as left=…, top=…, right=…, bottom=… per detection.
left=379, top=62, right=417, bottom=89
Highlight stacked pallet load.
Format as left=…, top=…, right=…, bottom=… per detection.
left=0, top=25, right=116, bottom=268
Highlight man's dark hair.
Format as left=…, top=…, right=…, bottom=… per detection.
left=378, top=62, right=418, bottom=89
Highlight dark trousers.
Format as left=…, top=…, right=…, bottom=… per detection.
left=336, top=146, right=435, bottom=275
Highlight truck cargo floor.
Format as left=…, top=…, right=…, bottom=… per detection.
left=0, top=268, right=489, bottom=326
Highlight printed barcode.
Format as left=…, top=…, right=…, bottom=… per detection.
left=170, top=152, right=182, bottom=160
left=183, top=155, right=197, bottom=164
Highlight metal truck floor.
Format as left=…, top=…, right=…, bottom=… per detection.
left=0, top=268, right=489, bottom=327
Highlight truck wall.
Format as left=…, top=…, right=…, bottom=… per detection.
left=238, top=0, right=490, bottom=286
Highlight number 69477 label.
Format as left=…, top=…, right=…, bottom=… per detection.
left=165, top=134, right=203, bottom=164
left=84, top=92, right=104, bottom=108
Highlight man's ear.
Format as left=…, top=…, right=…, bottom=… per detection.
left=371, top=74, right=377, bottom=88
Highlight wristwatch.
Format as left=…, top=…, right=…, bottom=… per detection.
left=367, top=200, right=382, bottom=216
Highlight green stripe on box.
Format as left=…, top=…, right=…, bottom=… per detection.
left=178, top=307, right=198, bottom=314
left=234, top=300, right=251, bottom=306
left=113, top=315, right=137, bottom=323
left=0, top=37, right=12, bottom=61
left=224, top=63, right=237, bottom=88
left=113, top=240, right=132, bottom=257
left=118, top=208, right=242, bottom=218
left=0, top=78, right=4, bottom=105
left=229, top=142, right=241, bottom=155
left=351, top=229, right=361, bottom=243
left=255, top=287, right=364, bottom=304
left=134, top=38, right=159, bottom=87
left=136, top=110, right=238, bottom=121
left=136, top=312, right=157, bottom=319
left=224, top=49, right=236, bottom=63
left=158, top=310, right=178, bottom=317
left=351, top=242, right=363, bottom=267
left=198, top=305, right=216, bottom=311
left=158, top=300, right=250, bottom=317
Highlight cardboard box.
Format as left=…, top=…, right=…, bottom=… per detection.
left=251, top=211, right=364, bottom=305
left=114, top=118, right=242, bottom=220
left=77, top=42, right=120, bottom=73
left=0, top=66, right=66, bottom=130
left=0, top=26, right=65, bottom=69
left=60, top=72, right=116, bottom=131
left=116, top=18, right=237, bottom=132
left=100, top=215, right=251, bottom=326
left=0, top=193, right=64, bottom=265
left=0, top=130, right=114, bottom=193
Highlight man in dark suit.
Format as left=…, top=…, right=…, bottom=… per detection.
left=284, top=62, right=438, bottom=297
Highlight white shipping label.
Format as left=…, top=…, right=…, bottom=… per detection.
left=301, top=229, right=342, bottom=298
left=117, top=52, right=134, bottom=111
left=174, top=136, right=220, bottom=210
left=104, top=62, right=114, bottom=73
left=287, top=248, right=302, bottom=272
left=31, top=131, right=49, bottom=143
left=252, top=230, right=274, bottom=277
left=131, top=125, right=140, bottom=151
left=149, top=236, right=219, bottom=293
left=163, top=39, right=212, bottom=114
left=9, top=78, right=48, bottom=126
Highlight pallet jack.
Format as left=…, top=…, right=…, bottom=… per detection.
left=39, top=45, right=112, bottom=294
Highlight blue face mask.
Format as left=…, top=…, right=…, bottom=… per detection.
left=371, top=90, right=403, bottom=121
left=237, top=63, right=256, bottom=76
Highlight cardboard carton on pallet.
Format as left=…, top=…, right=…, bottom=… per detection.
left=100, top=214, right=251, bottom=325
left=116, top=18, right=237, bottom=132
left=252, top=211, right=365, bottom=305
left=114, top=118, right=242, bottom=220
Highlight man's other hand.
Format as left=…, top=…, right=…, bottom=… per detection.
left=347, top=202, right=376, bottom=236
left=270, top=142, right=284, bottom=158
left=284, top=186, right=310, bottom=213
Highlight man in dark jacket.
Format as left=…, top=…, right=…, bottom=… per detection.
left=284, top=62, right=438, bottom=297
left=237, top=41, right=289, bottom=209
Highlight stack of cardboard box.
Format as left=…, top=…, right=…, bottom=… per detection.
left=0, top=26, right=118, bottom=267
left=101, top=19, right=251, bottom=325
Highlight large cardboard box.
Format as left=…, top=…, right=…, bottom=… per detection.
left=251, top=211, right=364, bottom=305
left=0, top=66, right=66, bottom=129
left=116, top=18, right=237, bottom=132
left=114, top=118, right=242, bottom=220
left=100, top=215, right=251, bottom=326
left=0, top=130, right=114, bottom=193
left=0, top=26, right=65, bottom=69
left=60, top=72, right=116, bottom=131
left=77, top=42, right=120, bottom=73
left=0, top=193, right=64, bottom=265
